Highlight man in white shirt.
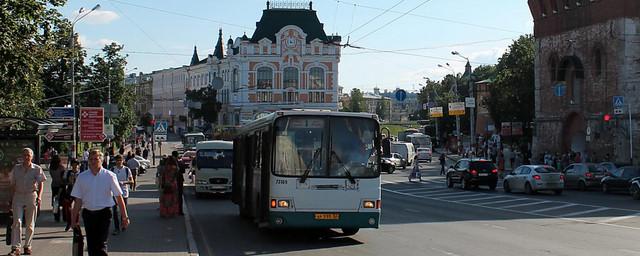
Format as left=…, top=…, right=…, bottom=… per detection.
left=126, top=153, right=140, bottom=191
left=109, top=155, right=133, bottom=235
left=71, top=149, right=129, bottom=256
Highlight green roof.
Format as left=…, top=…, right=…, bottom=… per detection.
left=250, top=8, right=328, bottom=43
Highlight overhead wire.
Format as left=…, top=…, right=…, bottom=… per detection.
left=352, top=0, right=433, bottom=44
left=344, top=0, right=406, bottom=37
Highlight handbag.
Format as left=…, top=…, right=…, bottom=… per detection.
left=72, top=227, right=84, bottom=256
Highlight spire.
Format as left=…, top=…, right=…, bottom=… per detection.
left=213, top=28, right=225, bottom=60
left=190, top=45, right=199, bottom=66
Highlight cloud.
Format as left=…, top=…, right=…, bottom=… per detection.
left=82, top=10, right=119, bottom=25
left=76, top=34, right=119, bottom=48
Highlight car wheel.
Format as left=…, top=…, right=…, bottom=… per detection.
left=461, top=177, right=470, bottom=190
left=631, top=185, right=640, bottom=200
left=446, top=175, right=454, bottom=188
left=402, top=162, right=406, bottom=170
left=525, top=182, right=534, bottom=195
left=489, top=182, right=497, bottom=191
left=602, top=183, right=610, bottom=193
left=388, top=165, right=395, bottom=174
left=578, top=180, right=587, bottom=191
left=554, top=189, right=563, bottom=195
left=503, top=180, right=511, bottom=193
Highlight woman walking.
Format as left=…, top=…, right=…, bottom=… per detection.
left=49, top=155, right=65, bottom=222
left=159, top=157, right=180, bottom=218
left=61, top=158, right=80, bottom=231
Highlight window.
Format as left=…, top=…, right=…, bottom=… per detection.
left=257, top=67, right=273, bottom=89
left=309, top=92, right=325, bottom=103
left=309, top=67, right=325, bottom=89
left=232, top=68, right=239, bottom=91
left=257, top=91, right=272, bottom=102
left=283, top=67, right=298, bottom=89
left=283, top=91, right=298, bottom=103
left=196, top=149, right=233, bottom=169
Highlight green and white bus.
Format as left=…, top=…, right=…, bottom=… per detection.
left=232, top=110, right=382, bottom=235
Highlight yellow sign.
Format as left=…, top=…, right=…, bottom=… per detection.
left=448, top=102, right=465, bottom=116
left=430, top=107, right=443, bottom=118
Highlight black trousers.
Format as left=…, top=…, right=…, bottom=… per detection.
left=177, top=179, right=184, bottom=214
left=112, top=198, right=127, bottom=231
left=82, top=208, right=111, bottom=256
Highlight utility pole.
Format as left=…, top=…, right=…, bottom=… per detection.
left=629, top=102, right=633, bottom=165
left=465, top=61, right=475, bottom=154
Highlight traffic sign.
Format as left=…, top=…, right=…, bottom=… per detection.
left=46, top=107, right=74, bottom=119
left=154, top=120, right=168, bottom=135
left=154, top=134, right=167, bottom=142
left=614, top=108, right=624, bottom=115
left=554, top=83, right=566, bottom=97
left=395, top=89, right=407, bottom=102
left=104, top=124, right=115, bottom=139
left=465, top=97, right=476, bottom=108
left=80, top=107, right=105, bottom=142
left=45, top=119, right=73, bottom=142
left=429, top=107, right=443, bottom=118
left=448, top=102, right=465, bottom=116
left=613, top=96, right=624, bottom=108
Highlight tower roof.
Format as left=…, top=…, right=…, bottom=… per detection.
left=190, top=46, right=200, bottom=66
left=213, top=28, right=225, bottom=59
left=250, top=8, right=328, bottom=43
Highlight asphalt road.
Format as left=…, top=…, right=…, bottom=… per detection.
left=185, top=156, right=640, bottom=256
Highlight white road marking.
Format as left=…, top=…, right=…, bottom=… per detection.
left=501, top=200, right=550, bottom=208
left=415, top=191, right=470, bottom=197
left=600, top=213, right=640, bottom=223
left=396, top=187, right=447, bottom=193
left=475, top=198, right=530, bottom=205
left=618, top=249, right=640, bottom=255
left=560, top=207, right=610, bottom=217
left=405, top=208, right=421, bottom=213
left=457, top=195, right=506, bottom=202
left=430, top=247, right=462, bottom=256
left=436, top=193, right=493, bottom=200
left=529, top=203, right=576, bottom=213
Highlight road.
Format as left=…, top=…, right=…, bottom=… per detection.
left=186, top=157, right=640, bottom=256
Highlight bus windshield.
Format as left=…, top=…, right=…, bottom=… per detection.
left=196, top=149, right=233, bottom=169
left=274, top=116, right=379, bottom=178
left=183, top=133, right=205, bottom=149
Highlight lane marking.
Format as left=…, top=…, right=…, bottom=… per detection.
left=501, top=200, right=551, bottom=209
left=475, top=198, right=530, bottom=205
left=560, top=207, right=610, bottom=217
left=415, top=191, right=470, bottom=196
left=430, top=247, right=462, bottom=256
left=436, top=193, right=493, bottom=200
left=395, top=187, right=447, bottom=193
left=529, top=203, right=576, bottom=213
left=618, top=249, right=640, bottom=255
left=383, top=188, right=640, bottom=231
left=600, top=213, right=640, bottom=223
left=405, top=208, right=421, bottom=213
left=457, top=195, right=507, bottom=202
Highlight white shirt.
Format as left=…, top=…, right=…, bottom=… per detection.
left=82, top=151, right=89, bottom=161
left=126, top=158, right=140, bottom=170
left=71, top=168, right=122, bottom=211
left=111, top=166, right=132, bottom=198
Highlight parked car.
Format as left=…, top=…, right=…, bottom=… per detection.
left=134, top=155, right=151, bottom=169
left=381, top=158, right=396, bottom=174
left=391, top=142, right=416, bottom=166
left=630, top=178, right=640, bottom=200
left=562, top=163, right=604, bottom=191
left=384, top=153, right=406, bottom=169
left=446, top=159, right=498, bottom=190
left=601, top=166, right=640, bottom=193
left=598, top=162, right=619, bottom=176
left=181, top=150, right=197, bottom=168
left=503, top=165, right=564, bottom=195
left=416, top=148, right=432, bottom=163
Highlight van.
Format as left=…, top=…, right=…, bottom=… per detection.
left=193, top=140, right=233, bottom=197
left=391, top=142, right=416, bottom=166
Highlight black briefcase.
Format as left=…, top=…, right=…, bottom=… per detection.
left=72, top=227, right=84, bottom=256
left=5, top=213, right=12, bottom=246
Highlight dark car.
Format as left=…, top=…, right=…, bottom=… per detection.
left=562, top=163, right=604, bottom=190
left=630, top=178, right=640, bottom=200
left=601, top=166, right=640, bottom=193
left=446, top=158, right=498, bottom=190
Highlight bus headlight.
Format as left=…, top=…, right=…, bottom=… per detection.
left=278, top=200, right=290, bottom=208
left=363, top=200, right=375, bottom=208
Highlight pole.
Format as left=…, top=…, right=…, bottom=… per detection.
left=466, top=61, right=475, bottom=154
left=629, top=102, right=633, bottom=165
left=435, top=117, right=439, bottom=146
left=71, top=26, right=77, bottom=158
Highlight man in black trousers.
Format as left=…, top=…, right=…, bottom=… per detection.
left=172, top=151, right=185, bottom=215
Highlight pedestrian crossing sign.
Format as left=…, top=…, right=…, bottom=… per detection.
left=613, top=96, right=624, bottom=108
left=154, top=120, right=168, bottom=135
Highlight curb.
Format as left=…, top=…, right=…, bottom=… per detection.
left=182, top=193, right=199, bottom=256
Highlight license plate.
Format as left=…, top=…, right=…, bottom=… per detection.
left=479, top=173, right=488, bottom=176
left=314, top=213, right=339, bottom=220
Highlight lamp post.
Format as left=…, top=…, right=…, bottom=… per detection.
left=452, top=51, right=475, bottom=154
left=438, top=63, right=461, bottom=151
left=71, top=4, right=100, bottom=158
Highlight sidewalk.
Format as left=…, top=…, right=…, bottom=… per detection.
left=1, top=165, right=195, bottom=255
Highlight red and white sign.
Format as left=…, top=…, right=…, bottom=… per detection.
left=80, top=107, right=105, bottom=142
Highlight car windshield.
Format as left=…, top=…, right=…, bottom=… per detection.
left=535, top=166, right=559, bottom=173
left=196, top=149, right=233, bottom=169
left=586, top=164, right=602, bottom=173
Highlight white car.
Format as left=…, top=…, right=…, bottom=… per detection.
left=383, top=153, right=406, bottom=169
left=503, top=165, right=564, bottom=195
left=416, top=148, right=432, bottom=162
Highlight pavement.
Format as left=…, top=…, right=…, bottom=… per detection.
left=0, top=139, right=198, bottom=256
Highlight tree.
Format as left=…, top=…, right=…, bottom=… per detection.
left=186, top=87, right=221, bottom=129
left=349, top=88, right=365, bottom=112
left=0, top=0, right=69, bottom=117
left=375, top=99, right=389, bottom=121
left=485, top=35, right=535, bottom=129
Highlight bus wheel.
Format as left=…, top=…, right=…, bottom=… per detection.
left=341, top=228, right=359, bottom=236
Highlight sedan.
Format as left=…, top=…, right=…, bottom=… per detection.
left=416, top=148, right=432, bottom=163
left=630, top=178, right=640, bottom=200
left=503, top=165, right=564, bottom=195
left=601, top=166, right=640, bottom=193
left=134, top=155, right=151, bottom=169
left=446, top=159, right=498, bottom=190
left=181, top=150, right=197, bottom=168
left=562, top=163, right=604, bottom=190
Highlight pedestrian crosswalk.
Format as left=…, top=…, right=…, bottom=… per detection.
left=381, top=174, right=640, bottom=230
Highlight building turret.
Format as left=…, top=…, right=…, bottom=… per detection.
left=190, top=45, right=199, bottom=66
left=213, top=28, right=225, bottom=60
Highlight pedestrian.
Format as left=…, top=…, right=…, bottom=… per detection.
left=409, top=157, right=422, bottom=182
left=126, top=153, right=140, bottom=191
left=82, top=148, right=90, bottom=172
left=62, top=158, right=80, bottom=231
left=7, top=148, right=46, bottom=256
left=48, top=155, right=65, bottom=221
left=142, top=147, right=149, bottom=160
left=172, top=151, right=185, bottom=215
left=439, top=153, right=446, bottom=176
left=159, top=156, right=180, bottom=218
left=71, top=148, right=129, bottom=256
left=109, top=155, right=133, bottom=235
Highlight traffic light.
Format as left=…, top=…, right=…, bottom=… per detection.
left=603, top=114, right=611, bottom=122
left=603, top=113, right=612, bottom=131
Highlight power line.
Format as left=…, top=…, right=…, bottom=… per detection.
left=352, top=0, right=432, bottom=44
left=345, top=0, right=406, bottom=37
left=343, top=37, right=515, bottom=55
left=84, top=47, right=192, bottom=57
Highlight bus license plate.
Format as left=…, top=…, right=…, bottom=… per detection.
left=314, top=213, right=339, bottom=220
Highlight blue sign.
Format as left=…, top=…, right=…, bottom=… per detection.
left=613, top=96, right=624, bottom=108
left=46, top=107, right=75, bottom=119
left=395, top=89, right=407, bottom=102
left=154, top=120, right=168, bottom=135
left=553, top=83, right=566, bottom=97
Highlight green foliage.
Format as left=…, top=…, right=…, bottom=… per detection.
left=376, top=99, right=389, bottom=121
left=486, top=35, right=535, bottom=126
left=0, top=0, right=69, bottom=118
left=186, top=87, right=221, bottom=124
left=349, top=88, right=365, bottom=112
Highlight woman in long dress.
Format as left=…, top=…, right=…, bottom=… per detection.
left=159, top=156, right=180, bottom=217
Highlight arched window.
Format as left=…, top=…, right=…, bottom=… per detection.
left=309, top=67, right=325, bottom=90
left=283, top=67, right=298, bottom=89
left=257, top=67, right=273, bottom=89
left=232, top=68, right=239, bottom=91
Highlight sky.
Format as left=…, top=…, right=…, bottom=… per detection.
left=58, top=0, right=533, bottom=93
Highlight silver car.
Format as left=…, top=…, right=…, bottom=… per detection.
left=562, top=163, right=604, bottom=190
left=503, top=165, right=564, bottom=195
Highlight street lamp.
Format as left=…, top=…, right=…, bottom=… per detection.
left=452, top=51, right=475, bottom=154
left=437, top=63, right=461, bottom=151
left=71, top=4, right=100, bottom=158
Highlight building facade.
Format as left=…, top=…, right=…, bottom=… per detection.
left=528, top=0, right=640, bottom=163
